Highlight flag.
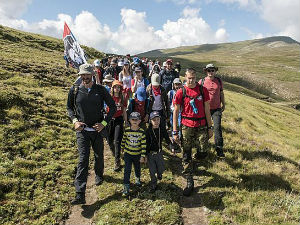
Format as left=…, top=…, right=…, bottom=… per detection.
left=63, top=22, right=87, bottom=69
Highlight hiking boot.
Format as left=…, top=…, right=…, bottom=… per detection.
left=122, top=184, right=130, bottom=197
left=183, top=177, right=194, bottom=196
left=95, top=176, right=104, bottom=186
left=194, top=151, right=208, bottom=160
left=216, top=148, right=225, bottom=158
left=114, top=160, right=121, bottom=172
left=135, top=177, right=142, bottom=187
left=71, top=193, right=86, bottom=205
left=149, top=184, right=157, bottom=193
left=157, top=173, right=162, bottom=180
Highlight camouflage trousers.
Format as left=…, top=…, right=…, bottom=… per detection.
left=181, top=125, right=209, bottom=177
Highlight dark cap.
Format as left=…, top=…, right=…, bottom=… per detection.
left=129, top=112, right=141, bottom=120
left=150, top=111, right=161, bottom=120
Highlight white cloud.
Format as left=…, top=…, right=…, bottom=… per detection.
left=0, top=3, right=229, bottom=54
left=260, top=0, right=300, bottom=41
left=217, top=0, right=300, bottom=41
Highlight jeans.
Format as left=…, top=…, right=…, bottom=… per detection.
left=75, top=130, right=104, bottom=193
left=211, top=108, right=223, bottom=149
left=123, top=153, right=141, bottom=185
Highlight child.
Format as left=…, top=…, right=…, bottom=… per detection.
left=121, top=112, right=147, bottom=196
left=146, top=111, right=172, bottom=192
left=127, top=87, right=150, bottom=129
left=108, top=80, right=128, bottom=172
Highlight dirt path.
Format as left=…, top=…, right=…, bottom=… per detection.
left=180, top=174, right=209, bottom=225
left=64, top=169, right=98, bottom=225
left=64, top=144, right=112, bottom=225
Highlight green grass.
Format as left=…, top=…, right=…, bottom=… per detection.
left=0, top=25, right=299, bottom=225
left=139, top=36, right=300, bottom=102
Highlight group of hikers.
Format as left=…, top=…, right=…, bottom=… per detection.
left=66, top=55, right=225, bottom=205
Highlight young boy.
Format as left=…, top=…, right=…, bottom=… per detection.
left=121, top=112, right=147, bottom=196
left=146, top=111, right=172, bottom=192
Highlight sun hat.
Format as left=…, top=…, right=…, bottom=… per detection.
left=112, top=80, right=123, bottom=87
left=151, top=73, right=160, bottom=86
left=204, top=63, right=218, bottom=71
left=173, top=78, right=182, bottom=84
left=135, top=67, right=142, bottom=72
left=78, top=64, right=94, bottom=75
left=103, top=74, right=115, bottom=83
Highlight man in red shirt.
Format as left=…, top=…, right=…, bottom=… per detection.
left=199, top=64, right=225, bottom=158
left=173, top=68, right=213, bottom=196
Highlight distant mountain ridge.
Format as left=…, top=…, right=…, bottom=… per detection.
left=138, top=36, right=300, bottom=102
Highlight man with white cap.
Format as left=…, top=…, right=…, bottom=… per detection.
left=67, top=63, right=117, bottom=204
left=199, top=63, right=225, bottom=158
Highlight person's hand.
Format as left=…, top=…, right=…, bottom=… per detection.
left=208, top=129, right=213, bottom=139
left=144, top=114, right=149, bottom=122
left=74, top=122, right=86, bottom=131
left=221, top=104, right=225, bottom=112
left=140, top=156, right=146, bottom=163
left=125, top=121, right=129, bottom=127
left=93, top=123, right=105, bottom=132
left=173, top=134, right=180, bottom=144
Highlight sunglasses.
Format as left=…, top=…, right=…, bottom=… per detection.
left=207, top=69, right=215, bottom=72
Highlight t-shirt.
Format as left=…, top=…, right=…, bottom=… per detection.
left=119, top=73, right=132, bottom=89
left=200, top=77, right=223, bottom=110
left=174, top=83, right=210, bottom=127
left=131, top=78, right=149, bottom=92
left=121, top=127, right=146, bottom=156
left=108, top=96, right=126, bottom=118
left=134, top=98, right=146, bottom=120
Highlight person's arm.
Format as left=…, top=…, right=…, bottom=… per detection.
left=66, top=86, right=86, bottom=131
left=221, top=90, right=225, bottom=112
left=123, top=103, right=128, bottom=126
left=131, top=78, right=137, bottom=93
left=204, top=101, right=213, bottom=139
left=173, top=103, right=180, bottom=143
left=140, top=132, right=147, bottom=163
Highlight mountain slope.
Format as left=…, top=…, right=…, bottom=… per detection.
left=0, top=26, right=299, bottom=225
left=139, top=36, right=300, bottom=102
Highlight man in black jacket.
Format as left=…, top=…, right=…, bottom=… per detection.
left=67, top=63, right=117, bottom=204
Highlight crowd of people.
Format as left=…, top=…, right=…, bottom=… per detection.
left=66, top=55, right=225, bottom=204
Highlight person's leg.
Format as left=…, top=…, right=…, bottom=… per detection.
left=74, top=131, right=90, bottom=201
left=113, top=118, right=123, bottom=171
left=108, top=120, right=115, bottom=156
left=123, top=153, right=133, bottom=185
left=181, top=125, right=194, bottom=196
left=132, top=154, right=141, bottom=186
left=147, top=153, right=158, bottom=187
left=91, top=131, right=104, bottom=185
left=211, top=109, right=224, bottom=157
left=156, top=152, right=165, bottom=180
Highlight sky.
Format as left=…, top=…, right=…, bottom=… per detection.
left=0, top=0, right=299, bottom=55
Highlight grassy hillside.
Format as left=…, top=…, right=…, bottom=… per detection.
left=0, top=25, right=299, bottom=225
left=139, top=36, right=300, bottom=103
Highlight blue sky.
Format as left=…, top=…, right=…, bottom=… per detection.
left=0, top=0, right=299, bottom=54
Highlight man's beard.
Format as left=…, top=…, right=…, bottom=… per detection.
left=83, top=77, right=92, bottom=85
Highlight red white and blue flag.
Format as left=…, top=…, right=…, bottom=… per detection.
left=63, top=22, right=87, bottom=69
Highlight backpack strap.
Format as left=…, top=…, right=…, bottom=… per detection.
left=72, top=83, right=80, bottom=116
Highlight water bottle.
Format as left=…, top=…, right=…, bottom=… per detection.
left=189, top=99, right=198, bottom=114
